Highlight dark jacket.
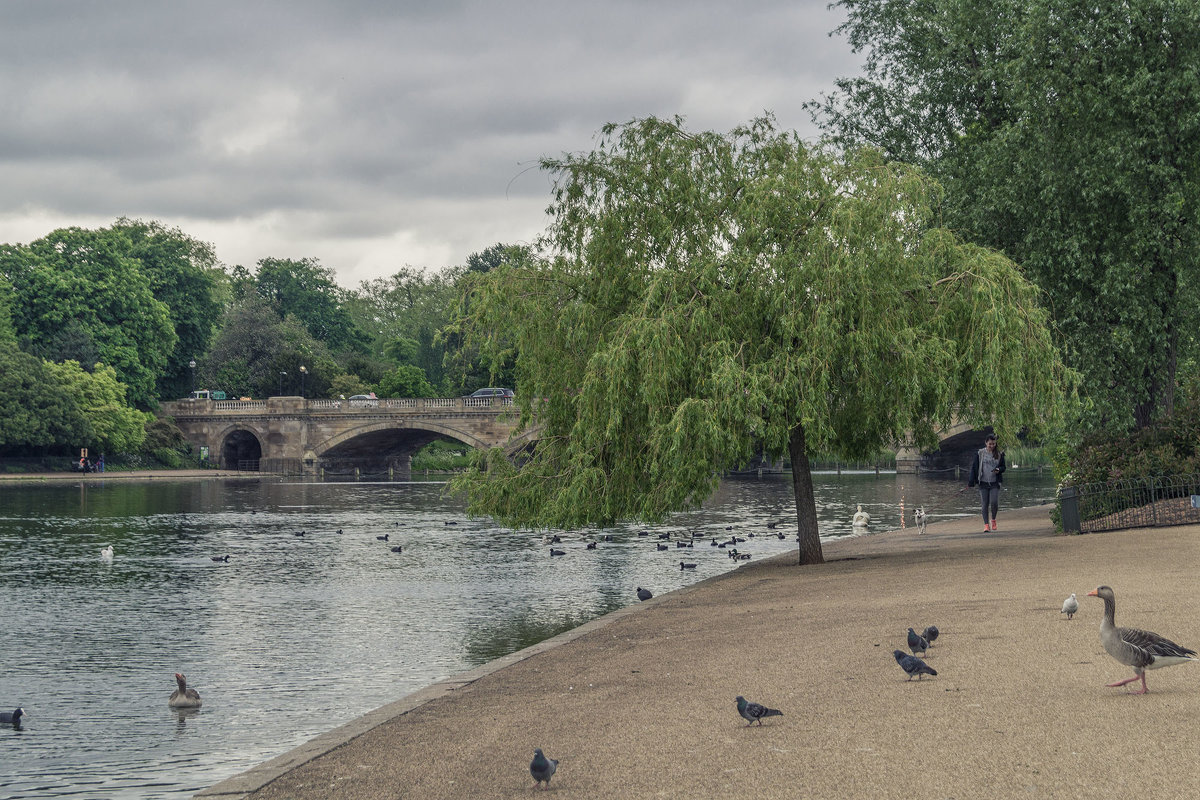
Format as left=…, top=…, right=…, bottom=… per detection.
left=968, top=448, right=1005, bottom=488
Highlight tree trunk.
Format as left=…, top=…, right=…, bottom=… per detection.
left=789, top=422, right=824, bottom=565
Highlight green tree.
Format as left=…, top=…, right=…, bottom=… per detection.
left=0, top=226, right=177, bottom=408
left=450, top=116, right=1068, bottom=564
left=42, top=360, right=149, bottom=454
left=377, top=364, right=434, bottom=398
left=112, top=218, right=226, bottom=401
left=255, top=257, right=369, bottom=354
left=0, top=342, right=87, bottom=453
left=809, top=0, right=1200, bottom=431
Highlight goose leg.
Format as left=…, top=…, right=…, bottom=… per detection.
left=1105, top=675, right=1141, bottom=688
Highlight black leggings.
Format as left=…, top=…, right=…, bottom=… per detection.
left=978, top=483, right=999, bottom=524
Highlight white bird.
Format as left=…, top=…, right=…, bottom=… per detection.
left=1061, top=593, right=1079, bottom=620
left=100, top=545, right=114, bottom=561
left=852, top=504, right=870, bottom=527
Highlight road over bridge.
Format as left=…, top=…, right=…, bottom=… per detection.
left=161, top=396, right=531, bottom=478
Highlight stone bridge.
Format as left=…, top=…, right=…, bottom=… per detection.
left=161, top=396, right=532, bottom=478
left=895, top=419, right=995, bottom=474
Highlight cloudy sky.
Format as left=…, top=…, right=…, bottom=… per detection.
left=0, top=1, right=862, bottom=287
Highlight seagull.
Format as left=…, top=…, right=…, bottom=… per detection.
left=100, top=545, right=114, bottom=561
left=530, top=748, right=559, bottom=790
left=0, top=707, right=23, bottom=725
left=894, top=650, right=937, bottom=680
left=168, top=673, right=202, bottom=708
left=921, top=625, right=940, bottom=646
left=1087, top=585, right=1198, bottom=694
left=1061, top=593, right=1079, bottom=620
left=852, top=504, right=870, bottom=527
left=736, top=695, right=783, bottom=726
left=907, top=628, right=929, bottom=656
left=637, top=587, right=653, bottom=602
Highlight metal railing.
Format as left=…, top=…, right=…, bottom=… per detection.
left=1059, top=472, right=1200, bottom=533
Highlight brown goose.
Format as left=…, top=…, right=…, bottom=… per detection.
left=1087, top=585, right=1197, bottom=694
left=168, top=672, right=202, bottom=708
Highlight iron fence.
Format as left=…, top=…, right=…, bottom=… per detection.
left=1059, top=473, right=1200, bottom=533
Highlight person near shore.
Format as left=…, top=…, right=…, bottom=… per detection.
left=967, top=433, right=1005, bottom=532
left=97, top=454, right=105, bottom=473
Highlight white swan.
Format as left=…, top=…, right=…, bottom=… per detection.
left=851, top=504, right=870, bottom=527
left=100, top=545, right=114, bottom=561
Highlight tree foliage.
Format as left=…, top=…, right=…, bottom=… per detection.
left=0, top=226, right=177, bottom=408
left=0, top=341, right=86, bottom=453
left=451, top=116, right=1068, bottom=564
left=42, top=360, right=149, bottom=453
left=255, top=257, right=369, bottom=354
left=809, top=0, right=1200, bottom=431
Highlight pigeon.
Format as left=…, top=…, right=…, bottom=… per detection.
left=637, top=587, right=653, bottom=601
left=736, top=695, right=783, bottom=726
left=1088, top=585, right=1198, bottom=694
left=1061, top=593, right=1079, bottom=620
left=0, top=707, right=23, bottom=725
left=100, top=545, right=114, bottom=561
left=530, top=748, right=559, bottom=789
left=549, top=548, right=566, bottom=556
left=893, top=650, right=937, bottom=680
left=210, top=555, right=230, bottom=562
left=907, top=628, right=929, bottom=656
left=679, top=561, right=697, bottom=570
left=921, top=625, right=940, bottom=645
left=168, top=673, right=202, bottom=708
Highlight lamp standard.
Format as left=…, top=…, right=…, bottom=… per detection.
left=299, top=365, right=307, bottom=398
left=188, top=359, right=196, bottom=396
left=279, top=371, right=287, bottom=396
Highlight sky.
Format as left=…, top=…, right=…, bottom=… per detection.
left=0, top=1, right=863, bottom=288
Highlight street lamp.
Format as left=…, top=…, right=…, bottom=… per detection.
left=279, top=371, right=287, bottom=396
left=188, top=359, right=196, bottom=396
left=299, top=365, right=307, bottom=398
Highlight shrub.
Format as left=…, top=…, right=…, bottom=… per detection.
left=152, top=447, right=183, bottom=468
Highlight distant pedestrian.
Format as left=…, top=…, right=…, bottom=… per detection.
left=967, top=433, right=1005, bottom=532
left=97, top=454, right=105, bottom=473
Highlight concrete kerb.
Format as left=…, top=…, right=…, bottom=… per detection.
left=194, top=558, right=762, bottom=799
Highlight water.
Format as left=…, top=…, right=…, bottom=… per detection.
left=0, top=470, right=1056, bottom=799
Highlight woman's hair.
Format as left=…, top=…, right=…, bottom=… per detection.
left=985, top=433, right=997, bottom=443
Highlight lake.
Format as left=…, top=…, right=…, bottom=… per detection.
left=0, top=469, right=1057, bottom=799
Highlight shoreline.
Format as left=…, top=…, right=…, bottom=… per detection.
left=196, top=503, right=1200, bottom=799
left=0, top=469, right=253, bottom=483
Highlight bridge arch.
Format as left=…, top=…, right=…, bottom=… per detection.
left=212, top=423, right=265, bottom=469
left=312, top=420, right=492, bottom=456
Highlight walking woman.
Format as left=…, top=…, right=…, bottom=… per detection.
left=967, top=433, right=1006, bottom=532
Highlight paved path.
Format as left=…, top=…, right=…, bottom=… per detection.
left=0, top=469, right=252, bottom=482
left=196, top=503, right=1200, bottom=799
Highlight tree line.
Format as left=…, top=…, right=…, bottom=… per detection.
left=0, top=217, right=520, bottom=458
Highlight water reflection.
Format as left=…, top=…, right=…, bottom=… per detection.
left=0, top=470, right=1056, bottom=799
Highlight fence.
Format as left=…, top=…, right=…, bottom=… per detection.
left=1059, top=473, right=1200, bottom=533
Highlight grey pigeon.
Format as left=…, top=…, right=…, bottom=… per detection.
left=921, top=625, right=940, bottom=645
left=893, top=649, right=937, bottom=680
left=637, top=587, right=652, bottom=601
left=1061, top=593, right=1079, bottom=620
left=0, top=707, right=23, bottom=725
left=530, top=748, right=559, bottom=789
left=907, top=627, right=929, bottom=655
left=736, top=695, right=783, bottom=726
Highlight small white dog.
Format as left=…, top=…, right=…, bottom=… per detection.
left=914, top=507, right=928, bottom=535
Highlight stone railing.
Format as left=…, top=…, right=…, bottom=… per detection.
left=164, top=396, right=516, bottom=416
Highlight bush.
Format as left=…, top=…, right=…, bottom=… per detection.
left=152, top=447, right=183, bottom=468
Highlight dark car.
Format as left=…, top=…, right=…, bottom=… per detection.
left=464, top=387, right=514, bottom=400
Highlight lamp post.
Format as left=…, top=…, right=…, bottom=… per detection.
left=188, top=359, right=196, bottom=396
left=279, top=371, right=287, bottom=397
left=299, top=365, right=307, bottom=399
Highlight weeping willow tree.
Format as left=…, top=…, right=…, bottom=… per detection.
left=450, top=115, right=1069, bottom=564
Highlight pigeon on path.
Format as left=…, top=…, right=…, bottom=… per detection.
left=893, top=650, right=937, bottom=680
left=530, top=748, right=559, bottom=789
left=736, top=695, right=783, bottom=726
left=636, top=587, right=652, bottom=602
left=0, top=707, right=23, bottom=725
left=907, top=627, right=929, bottom=656
left=1061, top=593, right=1079, bottom=620
left=921, top=625, right=939, bottom=646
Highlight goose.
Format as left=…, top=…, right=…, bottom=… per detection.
left=852, top=504, right=870, bottom=527
left=100, top=545, right=114, bottom=561
left=1087, top=585, right=1197, bottom=694
left=168, top=673, right=202, bottom=708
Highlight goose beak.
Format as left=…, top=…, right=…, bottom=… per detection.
left=1086, top=589, right=1099, bottom=597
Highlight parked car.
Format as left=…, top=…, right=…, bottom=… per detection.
left=349, top=394, right=379, bottom=406
left=464, top=388, right=514, bottom=399
left=188, top=389, right=227, bottom=400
